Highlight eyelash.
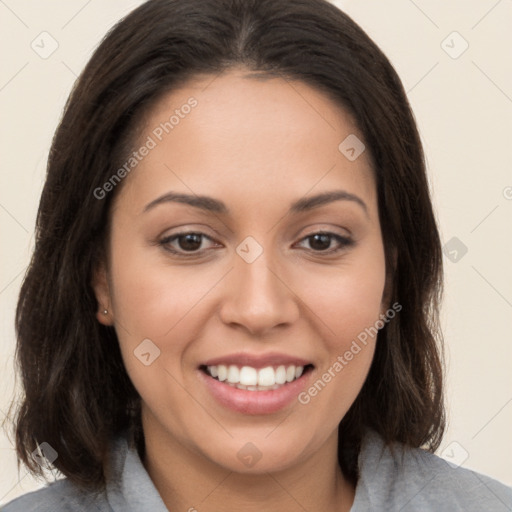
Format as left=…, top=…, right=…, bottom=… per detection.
left=157, top=231, right=355, bottom=258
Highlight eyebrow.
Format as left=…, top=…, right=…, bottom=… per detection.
left=143, top=189, right=369, bottom=217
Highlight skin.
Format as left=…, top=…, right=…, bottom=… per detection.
left=93, top=67, right=392, bottom=512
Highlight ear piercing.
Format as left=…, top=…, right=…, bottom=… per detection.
left=103, top=309, right=108, bottom=315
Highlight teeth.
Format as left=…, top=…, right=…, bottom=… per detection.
left=239, top=366, right=258, bottom=386
left=275, top=365, right=287, bottom=384
left=258, top=366, right=276, bottom=386
left=205, top=364, right=306, bottom=388
left=227, top=365, right=240, bottom=383
left=217, top=365, right=227, bottom=381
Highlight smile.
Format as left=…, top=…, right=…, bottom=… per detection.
left=198, top=361, right=314, bottom=414
left=202, top=364, right=314, bottom=391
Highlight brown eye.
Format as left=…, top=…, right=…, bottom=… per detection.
left=296, top=232, right=354, bottom=254
left=159, top=232, right=217, bottom=255
left=174, top=233, right=203, bottom=251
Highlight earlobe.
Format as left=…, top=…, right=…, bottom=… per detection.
left=91, top=262, right=114, bottom=325
left=97, top=307, right=112, bottom=325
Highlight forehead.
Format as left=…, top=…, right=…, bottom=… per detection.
left=116, top=68, right=377, bottom=216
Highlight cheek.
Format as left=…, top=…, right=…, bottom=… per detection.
left=306, top=243, right=387, bottom=348
left=107, top=242, right=204, bottom=432
left=106, top=238, right=193, bottom=380
left=297, top=245, right=385, bottom=417
left=109, top=239, right=212, bottom=338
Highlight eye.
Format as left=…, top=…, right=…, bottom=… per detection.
left=158, top=232, right=218, bottom=255
left=295, top=232, right=354, bottom=254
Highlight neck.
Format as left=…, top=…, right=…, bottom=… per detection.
left=141, top=415, right=355, bottom=512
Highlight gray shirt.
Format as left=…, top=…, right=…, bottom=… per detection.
left=3, top=429, right=512, bottom=511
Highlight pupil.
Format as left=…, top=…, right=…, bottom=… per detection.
left=310, top=234, right=330, bottom=251
left=180, top=234, right=202, bottom=251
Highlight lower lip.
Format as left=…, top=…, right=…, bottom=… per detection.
left=198, top=368, right=312, bottom=415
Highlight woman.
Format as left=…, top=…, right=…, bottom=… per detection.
left=3, top=0, right=512, bottom=510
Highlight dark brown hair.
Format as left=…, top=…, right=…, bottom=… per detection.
left=6, top=0, right=445, bottom=491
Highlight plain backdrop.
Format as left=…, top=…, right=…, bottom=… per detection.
left=1, top=0, right=511, bottom=505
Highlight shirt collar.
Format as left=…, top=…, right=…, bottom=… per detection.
left=105, top=429, right=169, bottom=511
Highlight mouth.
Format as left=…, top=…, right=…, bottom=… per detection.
left=199, top=363, right=315, bottom=391
left=197, top=355, right=315, bottom=415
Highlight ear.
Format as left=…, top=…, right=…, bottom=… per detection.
left=91, top=260, right=114, bottom=326
left=380, top=245, right=397, bottom=315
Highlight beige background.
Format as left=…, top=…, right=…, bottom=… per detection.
left=1, top=0, right=511, bottom=505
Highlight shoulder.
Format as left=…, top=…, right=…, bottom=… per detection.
left=1, top=431, right=129, bottom=512
left=352, top=429, right=512, bottom=511
left=2, top=429, right=167, bottom=512
left=1, top=478, right=109, bottom=512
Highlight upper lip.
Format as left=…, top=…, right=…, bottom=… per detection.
left=200, top=352, right=313, bottom=369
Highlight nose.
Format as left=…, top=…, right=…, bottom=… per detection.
left=219, top=249, right=300, bottom=337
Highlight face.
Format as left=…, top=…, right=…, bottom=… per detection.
left=94, top=68, right=390, bottom=474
